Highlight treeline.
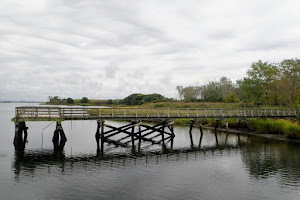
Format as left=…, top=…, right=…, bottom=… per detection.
left=121, top=93, right=170, bottom=105
left=177, top=58, right=300, bottom=105
left=46, top=94, right=171, bottom=106
left=47, top=96, right=89, bottom=105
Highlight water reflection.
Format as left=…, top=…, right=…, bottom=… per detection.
left=240, top=138, right=300, bottom=184
left=12, top=129, right=300, bottom=199
left=13, top=130, right=246, bottom=180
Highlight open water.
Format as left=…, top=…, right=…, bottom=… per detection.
left=0, top=103, right=299, bottom=200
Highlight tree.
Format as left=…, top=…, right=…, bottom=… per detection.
left=239, top=60, right=279, bottom=104
left=66, top=98, right=74, bottom=104
left=80, top=97, right=89, bottom=103
left=107, top=99, right=113, bottom=104
left=201, top=81, right=222, bottom=102
left=279, top=58, right=300, bottom=104
left=176, top=86, right=184, bottom=100
left=122, top=93, right=167, bottom=105
left=183, top=86, right=202, bottom=102
left=224, top=92, right=240, bottom=103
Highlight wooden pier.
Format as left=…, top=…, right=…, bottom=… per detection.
left=12, top=106, right=299, bottom=154
left=12, top=107, right=299, bottom=122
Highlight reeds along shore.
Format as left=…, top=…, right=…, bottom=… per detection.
left=173, top=118, right=300, bottom=140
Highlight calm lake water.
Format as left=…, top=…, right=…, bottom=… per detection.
left=0, top=103, right=299, bottom=200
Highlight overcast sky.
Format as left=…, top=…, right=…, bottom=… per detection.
left=1, top=0, right=300, bottom=101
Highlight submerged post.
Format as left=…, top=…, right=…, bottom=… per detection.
left=95, top=121, right=101, bottom=150
left=52, top=122, right=60, bottom=153
left=161, top=121, right=166, bottom=148
left=52, top=121, right=67, bottom=154
left=189, top=120, right=194, bottom=148
left=214, top=120, right=219, bottom=147
left=13, top=122, right=28, bottom=152
left=131, top=122, right=135, bottom=149
left=100, top=120, right=105, bottom=155
left=198, top=121, right=203, bottom=148
left=138, top=121, right=142, bottom=152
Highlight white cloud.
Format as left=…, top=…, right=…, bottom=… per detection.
left=0, top=0, right=300, bottom=101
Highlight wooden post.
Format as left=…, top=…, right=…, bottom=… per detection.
left=95, top=121, right=100, bottom=150
left=138, top=121, right=142, bottom=152
left=225, top=119, right=229, bottom=132
left=52, top=122, right=60, bottom=153
left=131, top=122, right=135, bottom=149
left=14, top=122, right=28, bottom=151
left=58, top=123, right=67, bottom=150
left=170, top=125, right=174, bottom=149
left=23, top=122, right=28, bottom=150
left=215, top=120, right=219, bottom=147
left=215, top=119, right=219, bottom=131
left=237, top=119, right=241, bottom=130
left=189, top=120, right=194, bottom=148
left=198, top=121, right=203, bottom=148
left=100, top=120, right=105, bottom=155
left=13, top=122, right=20, bottom=149
left=161, top=121, right=166, bottom=148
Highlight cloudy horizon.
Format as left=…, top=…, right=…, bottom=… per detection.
left=1, top=0, right=300, bottom=101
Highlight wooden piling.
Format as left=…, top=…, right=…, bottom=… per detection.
left=138, top=121, right=141, bottom=152
left=100, top=120, right=105, bottom=155
left=189, top=120, right=194, bottom=148
left=225, top=119, right=229, bottom=132
left=198, top=121, right=203, bottom=148
left=237, top=119, right=241, bottom=130
left=214, top=120, right=219, bottom=147
left=131, top=123, right=135, bottom=149
left=95, top=121, right=100, bottom=150
left=52, top=122, right=60, bottom=152
left=161, top=121, right=166, bottom=147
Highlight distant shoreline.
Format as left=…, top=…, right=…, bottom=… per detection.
left=0, top=101, right=44, bottom=103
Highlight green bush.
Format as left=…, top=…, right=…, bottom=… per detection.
left=284, top=123, right=300, bottom=139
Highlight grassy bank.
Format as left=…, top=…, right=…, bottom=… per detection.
left=174, top=118, right=300, bottom=140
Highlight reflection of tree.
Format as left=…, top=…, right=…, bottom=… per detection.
left=240, top=138, right=300, bottom=184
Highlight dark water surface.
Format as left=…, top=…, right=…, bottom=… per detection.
left=0, top=103, right=299, bottom=200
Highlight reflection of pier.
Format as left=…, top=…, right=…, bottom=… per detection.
left=11, top=106, right=299, bottom=154
left=13, top=136, right=246, bottom=180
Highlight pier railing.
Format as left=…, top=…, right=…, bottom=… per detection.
left=13, top=107, right=299, bottom=121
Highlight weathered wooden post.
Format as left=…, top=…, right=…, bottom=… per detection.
left=215, top=120, right=219, bottom=147
left=13, top=122, right=28, bottom=152
left=100, top=120, right=105, bottom=155
left=138, top=121, right=142, bottom=152
left=170, top=124, right=174, bottom=149
left=59, top=124, right=67, bottom=149
left=52, top=122, right=60, bottom=153
left=189, top=120, right=194, bottom=148
left=95, top=121, right=101, bottom=150
left=237, top=119, right=241, bottom=130
left=198, top=120, right=203, bottom=148
left=161, top=121, right=166, bottom=148
left=52, top=121, right=67, bottom=154
left=225, top=119, right=229, bottom=132
left=130, top=121, right=136, bottom=151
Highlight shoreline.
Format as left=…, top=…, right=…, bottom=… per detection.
left=202, top=126, right=300, bottom=143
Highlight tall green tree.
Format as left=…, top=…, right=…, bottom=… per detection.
left=239, top=60, right=279, bottom=104
left=279, top=58, right=300, bottom=104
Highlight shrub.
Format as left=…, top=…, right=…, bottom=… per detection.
left=80, top=97, right=89, bottom=103
left=284, top=123, right=300, bottom=139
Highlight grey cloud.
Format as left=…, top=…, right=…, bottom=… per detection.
left=0, top=0, right=300, bottom=101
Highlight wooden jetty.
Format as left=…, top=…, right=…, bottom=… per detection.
left=12, top=106, right=299, bottom=154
